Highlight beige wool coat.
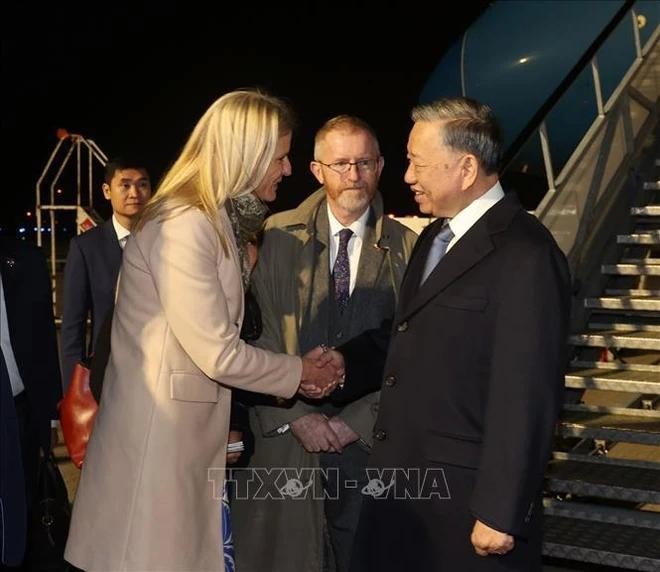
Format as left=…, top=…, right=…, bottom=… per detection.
left=64, top=206, right=301, bottom=572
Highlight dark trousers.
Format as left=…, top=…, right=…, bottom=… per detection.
left=1, top=392, right=38, bottom=572
left=319, top=442, right=371, bottom=572
left=14, top=392, right=39, bottom=508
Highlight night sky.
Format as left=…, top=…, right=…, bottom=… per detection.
left=2, top=1, right=490, bottom=236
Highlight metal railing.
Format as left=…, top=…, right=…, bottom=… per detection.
left=35, top=130, right=107, bottom=311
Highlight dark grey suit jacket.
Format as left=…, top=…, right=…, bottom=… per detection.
left=60, top=220, right=121, bottom=389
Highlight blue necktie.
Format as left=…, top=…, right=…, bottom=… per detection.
left=333, top=228, right=353, bottom=313
left=420, top=221, right=454, bottom=284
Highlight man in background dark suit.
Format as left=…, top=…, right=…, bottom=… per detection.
left=60, top=157, right=151, bottom=388
left=1, top=238, right=62, bottom=568
left=332, top=97, right=570, bottom=571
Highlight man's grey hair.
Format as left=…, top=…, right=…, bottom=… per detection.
left=411, top=97, right=502, bottom=175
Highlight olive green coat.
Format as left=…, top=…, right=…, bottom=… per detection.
left=232, top=189, right=417, bottom=572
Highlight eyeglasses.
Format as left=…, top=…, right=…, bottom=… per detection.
left=315, top=158, right=380, bottom=175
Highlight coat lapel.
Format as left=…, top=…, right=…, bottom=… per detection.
left=0, top=246, right=20, bottom=336
left=101, top=219, right=122, bottom=277
left=296, top=203, right=330, bottom=336
left=350, top=209, right=390, bottom=304
left=0, top=244, right=32, bottom=375
left=397, top=193, right=521, bottom=322
left=396, top=220, right=441, bottom=317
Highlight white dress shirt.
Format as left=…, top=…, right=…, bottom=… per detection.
left=112, top=215, right=131, bottom=249
left=0, top=274, right=25, bottom=396
left=327, top=203, right=370, bottom=296
left=446, top=181, right=505, bottom=253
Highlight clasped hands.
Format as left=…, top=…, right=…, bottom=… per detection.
left=289, top=413, right=359, bottom=453
left=298, top=345, right=345, bottom=399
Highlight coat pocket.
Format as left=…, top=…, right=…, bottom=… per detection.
left=432, top=293, right=487, bottom=312
left=170, top=371, right=220, bottom=403
left=423, top=431, right=483, bottom=469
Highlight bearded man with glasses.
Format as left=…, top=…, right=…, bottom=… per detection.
left=232, top=115, right=417, bottom=572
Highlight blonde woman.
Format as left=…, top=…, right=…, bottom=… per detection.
left=64, top=90, right=339, bottom=572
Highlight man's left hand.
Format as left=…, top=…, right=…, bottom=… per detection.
left=471, top=519, right=514, bottom=556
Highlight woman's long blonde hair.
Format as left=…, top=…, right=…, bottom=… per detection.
left=136, top=89, right=294, bottom=248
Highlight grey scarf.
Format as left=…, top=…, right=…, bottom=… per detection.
left=226, top=193, right=269, bottom=288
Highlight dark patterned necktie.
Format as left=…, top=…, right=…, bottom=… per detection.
left=333, top=228, right=353, bottom=313
left=420, top=220, right=454, bottom=284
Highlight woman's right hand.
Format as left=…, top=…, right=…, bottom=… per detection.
left=299, top=346, right=345, bottom=398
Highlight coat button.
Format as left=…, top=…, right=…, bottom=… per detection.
left=384, top=375, right=396, bottom=387
left=374, top=430, right=387, bottom=441
left=396, top=321, right=408, bottom=332
left=335, top=331, right=343, bottom=340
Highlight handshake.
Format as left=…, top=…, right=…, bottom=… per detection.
left=298, top=345, right=346, bottom=399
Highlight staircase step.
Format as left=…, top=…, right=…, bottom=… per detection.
left=601, top=263, right=660, bottom=275
left=585, top=297, right=660, bottom=312
left=569, top=329, right=660, bottom=350
left=544, top=498, right=660, bottom=527
left=560, top=407, right=660, bottom=445
left=605, top=289, right=660, bottom=296
left=617, top=232, right=660, bottom=245
left=566, top=365, right=660, bottom=393
left=543, top=502, right=660, bottom=570
left=546, top=456, right=660, bottom=503
left=588, top=316, right=660, bottom=332
left=621, top=258, right=660, bottom=265
left=571, top=360, right=660, bottom=373
left=631, top=205, right=660, bottom=216
left=552, top=450, right=660, bottom=469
